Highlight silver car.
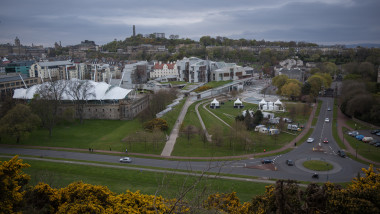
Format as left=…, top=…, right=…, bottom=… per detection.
left=307, top=138, right=314, bottom=143
left=119, top=157, right=132, bottom=163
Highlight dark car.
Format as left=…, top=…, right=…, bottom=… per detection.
left=370, top=140, right=380, bottom=145
left=261, top=159, right=273, bottom=164
left=337, top=150, right=346, bottom=158
left=370, top=129, right=380, bottom=134
left=312, top=173, right=319, bottom=179
left=286, top=160, right=294, bottom=166
left=375, top=143, right=380, bottom=147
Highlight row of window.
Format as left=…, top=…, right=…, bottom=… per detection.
left=0, top=79, right=38, bottom=88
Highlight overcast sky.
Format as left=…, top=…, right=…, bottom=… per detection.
left=0, top=0, right=379, bottom=47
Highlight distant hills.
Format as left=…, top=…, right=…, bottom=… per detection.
left=345, top=43, right=380, bottom=48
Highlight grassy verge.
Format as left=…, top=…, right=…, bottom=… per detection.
left=297, top=128, right=314, bottom=145
left=303, top=160, right=333, bottom=171
left=312, top=118, right=318, bottom=126
left=342, top=127, right=380, bottom=163
left=160, top=81, right=187, bottom=85
left=315, top=100, right=322, bottom=117
left=0, top=156, right=268, bottom=202
left=162, top=98, right=186, bottom=133
left=332, top=98, right=345, bottom=149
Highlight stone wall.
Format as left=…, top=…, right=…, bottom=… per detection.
left=58, top=95, right=149, bottom=120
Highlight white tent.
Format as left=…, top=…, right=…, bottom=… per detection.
left=210, top=98, right=219, bottom=107
left=234, top=98, right=242, bottom=106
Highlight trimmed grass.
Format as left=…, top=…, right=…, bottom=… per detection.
left=208, top=100, right=258, bottom=125
left=203, top=80, right=233, bottom=88
left=0, top=157, right=268, bottom=202
left=160, top=81, right=187, bottom=85
left=312, top=118, right=318, bottom=126
left=1, top=119, right=165, bottom=155
left=332, top=98, right=345, bottom=149
left=345, top=119, right=372, bottom=131
left=297, top=128, right=314, bottom=145
left=162, top=98, right=186, bottom=133
left=342, top=127, right=380, bottom=163
left=315, top=100, right=322, bottom=117
left=303, top=160, right=333, bottom=171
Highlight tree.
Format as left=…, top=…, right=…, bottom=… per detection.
left=253, top=110, right=263, bottom=126
left=181, top=125, right=198, bottom=144
left=210, top=124, right=224, bottom=147
left=30, top=80, right=67, bottom=137
left=0, top=104, right=40, bottom=143
left=143, top=118, right=169, bottom=132
left=0, top=156, right=30, bottom=214
left=281, top=82, right=301, bottom=100
left=272, top=75, right=288, bottom=94
left=66, top=80, right=95, bottom=124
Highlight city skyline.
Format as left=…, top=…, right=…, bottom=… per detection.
left=0, top=0, right=379, bottom=47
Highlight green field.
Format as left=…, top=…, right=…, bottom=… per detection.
left=0, top=157, right=268, bottom=202
left=203, top=80, right=233, bottom=88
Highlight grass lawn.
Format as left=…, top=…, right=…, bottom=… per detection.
left=315, top=100, right=322, bottom=117
left=203, top=80, right=233, bottom=88
left=332, top=99, right=345, bottom=149
left=162, top=98, right=186, bottom=133
left=208, top=100, right=258, bottom=125
left=1, top=119, right=164, bottom=155
left=0, top=157, right=268, bottom=202
left=342, top=127, right=380, bottom=163
left=303, top=160, right=333, bottom=171
left=171, top=100, right=300, bottom=157
left=160, top=81, right=187, bottom=85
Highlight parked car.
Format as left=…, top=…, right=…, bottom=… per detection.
left=312, top=173, right=319, bottom=179
left=119, top=157, right=132, bottom=163
left=286, top=160, right=294, bottom=166
left=355, top=135, right=365, bottom=141
left=350, top=131, right=359, bottom=137
left=307, top=138, right=314, bottom=143
left=323, top=138, right=329, bottom=143
left=337, top=150, right=346, bottom=158
left=369, top=140, right=379, bottom=145
left=325, top=118, right=330, bottom=122
left=370, top=129, right=380, bottom=134
left=375, top=143, right=380, bottom=147
left=376, top=132, right=380, bottom=136
left=362, top=137, right=374, bottom=143
left=261, top=159, right=273, bottom=164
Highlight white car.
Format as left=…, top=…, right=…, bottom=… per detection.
left=119, top=157, right=132, bottom=163
left=307, top=138, right=314, bottom=143
left=325, top=118, right=330, bottom=122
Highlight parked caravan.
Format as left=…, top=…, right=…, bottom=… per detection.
left=259, top=127, right=269, bottom=134
left=255, top=125, right=266, bottom=131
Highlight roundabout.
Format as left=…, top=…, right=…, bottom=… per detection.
left=295, top=158, right=342, bottom=175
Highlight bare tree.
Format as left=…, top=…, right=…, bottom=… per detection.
left=181, top=125, right=198, bottom=144
left=31, top=80, right=67, bottom=137
left=66, top=80, right=95, bottom=124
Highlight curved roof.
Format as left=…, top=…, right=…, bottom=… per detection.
left=13, top=80, right=132, bottom=101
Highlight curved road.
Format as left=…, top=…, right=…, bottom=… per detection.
left=0, top=97, right=368, bottom=183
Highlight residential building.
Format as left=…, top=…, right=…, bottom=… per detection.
left=29, top=60, right=75, bottom=80
left=150, top=62, right=178, bottom=79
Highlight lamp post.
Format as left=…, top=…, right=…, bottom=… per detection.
left=326, top=163, right=329, bottom=182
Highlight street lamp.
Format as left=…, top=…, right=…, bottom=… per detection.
left=326, top=163, right=329, bottom=182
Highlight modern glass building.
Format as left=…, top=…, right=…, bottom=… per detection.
left=5, top=60, right=35, bottom=77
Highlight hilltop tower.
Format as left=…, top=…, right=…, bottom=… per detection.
left=133, top=25, right=136, bottom=37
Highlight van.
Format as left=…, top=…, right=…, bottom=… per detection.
left=255, top=125, right=265, bottom=132
left=259, top=127, right=269, bottom=134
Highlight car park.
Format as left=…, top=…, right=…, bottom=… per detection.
left=261, top=159, right=273, bottom=164
left=307, top=138, right=314, bottom=143
left=325, top=118, right=329, bottom=122
left=376, top=132, right=380, bottom=136
left=286, top=160, right=294, bottom=166
left=337, top=150, right=346, bottom=158
left=323, top=138, right=329, bottom=143
left=119, top=157, right=132, bottom=163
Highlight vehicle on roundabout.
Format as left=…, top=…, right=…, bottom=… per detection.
left=119, top=157, right=132, bottom=163
left=286, top=160, right=294, bottom=166
left=261, top=159, right=273, bottom=164
left=307, top=138, right=314, bottom=143
left=337, top=150, right=346, bottom=158
left=323, top=138, right=329, bottom=143
left=312, top=173, right=319, bottom=179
